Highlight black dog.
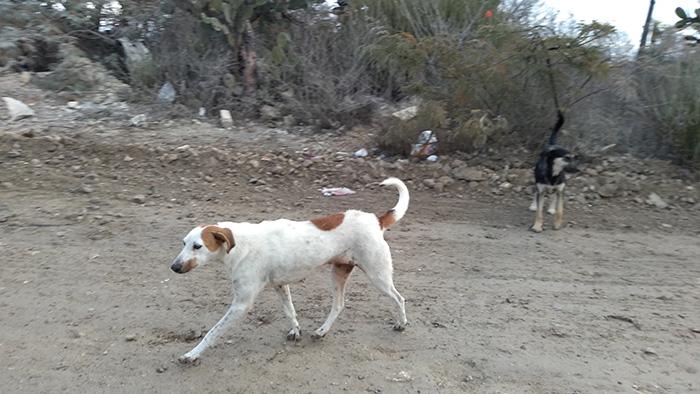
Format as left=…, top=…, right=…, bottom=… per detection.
left=529, top=111, right=578, bottom=232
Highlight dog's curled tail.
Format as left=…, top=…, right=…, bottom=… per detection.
left=377, top=177, right=409, bottom=230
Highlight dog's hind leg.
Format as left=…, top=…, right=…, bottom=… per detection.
left=547, top=193, right=557, bottom=215
left=529, top=191, right=537, bottom=212
left=356, top=244, right=407, bottom=331
left=275, top=285, right=301, bottom=341
left=530, top=185, right=545, bottom=233
left=312, top=262, right=354, bottom=339
left=553, top=187, right=565, bottom=230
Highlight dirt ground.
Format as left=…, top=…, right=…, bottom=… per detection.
left=1, top=85, right=700, bottom=393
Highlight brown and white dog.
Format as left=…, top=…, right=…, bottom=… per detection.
left=170, top=178, right=409, bottom=364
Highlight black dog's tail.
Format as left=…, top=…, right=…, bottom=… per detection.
left=547, top=110, right=565, bottom=146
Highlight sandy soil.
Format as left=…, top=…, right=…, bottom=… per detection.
left=1, top=87, right=699, bottom=393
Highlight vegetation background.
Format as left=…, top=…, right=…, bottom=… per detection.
left=2, top=0, right=699, bottom=168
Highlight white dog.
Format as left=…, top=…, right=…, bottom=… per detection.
left=170, top=178, right=409, bottom=364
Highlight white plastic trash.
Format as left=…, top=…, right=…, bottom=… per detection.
left=354, top=148, right=368, bottom=158
left=320, top=187, right=356, bottom=196
left=410, top=130, right=438, bottom=158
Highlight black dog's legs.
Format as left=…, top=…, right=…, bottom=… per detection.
left=531, top=186, right=545, bottom=233
left=553, top=187, right=565, bottom=230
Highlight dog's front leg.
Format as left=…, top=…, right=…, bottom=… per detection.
left=531, top=186, right=545, bottom=233
left=179, top=291, right=257, bottom=364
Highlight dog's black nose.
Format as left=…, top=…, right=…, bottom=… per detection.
left=171, top=262, right=183, bottom=273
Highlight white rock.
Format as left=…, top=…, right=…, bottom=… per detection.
left=220, top=110, right=233, bottom=128
left=157, top=81, right=176, bottom=103
left=391, top=106, right=418, bottom=121
left=354, top=148, right=368, bottom=158
left=646, top=192, right=668, bottom=209
left=3, top=97, right=35, bottom=121
left=130, top=114, right=147, bottom=126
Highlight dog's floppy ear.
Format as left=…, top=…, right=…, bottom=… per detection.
left=203, top=226, right=235, bottom=253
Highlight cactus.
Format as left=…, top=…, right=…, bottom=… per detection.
left=674, top=7, right=700, bottom=45
left=193, top=0, right=316, bottom=48
left=198, top=0, right=268, bottom=47
left=674, top=7, right=700, bottom=29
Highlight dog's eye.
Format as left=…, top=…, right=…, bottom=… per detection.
left=193, top=244, right=202, bottom=250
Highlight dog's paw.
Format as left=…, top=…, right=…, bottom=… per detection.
left=286, top=328, right=302, bottom=341
left=553, top=221, right=563, bottom=230
left=393, top=322, right=407, bottom=332
left=310, top=330, right=326, bottom=340
left=528, top=204, right=537, bottom=212
left=530, top=224, right=543, bottom=233
left=178, top=353, right=200, bottom=365
left=547, top=208, right=556, bottom=215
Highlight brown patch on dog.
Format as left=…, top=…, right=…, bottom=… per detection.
left=201, top=225, right=235, bottom=253
left=377, top=210, right=396, bottom=230
left=311, top=213, right=344, bottom=231
left=333, top=262, right=354, bottom=275
left=181, top=258, right=198, bottom=273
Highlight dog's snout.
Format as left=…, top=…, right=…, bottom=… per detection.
left=171, top=261, right=183, bottom=273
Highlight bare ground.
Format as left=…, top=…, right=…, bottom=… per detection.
left=1, top=83, right=700, bottom=393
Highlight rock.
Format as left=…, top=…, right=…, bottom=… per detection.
left=79, top=185, right=94, bottom=194
left=391, top=106, right=418, bottom=121
left=283, top=115, right=296, bottom=127
left=584, top=168, right=598, bottom=176
left=125, top=334, right=136, bottom=342
left=449, top=159, right=466, bottom=169
left=117, top=37, right=152, bottom=75
left=642, top=347, right=657, bottom=356
left=438, top=176, right=455, bottom=186
left=7, top=150, right=22, bottom=158
left=157, top=81, right=176, bottom=103
left=354, top=148, right=369, bottom=158
left=130, top=114, right=147, bottom=126
left=387, top=370, right=412, bottom=382
left=260, top=105, right=281, bottom=121
left=499, top=182, right=513, bottom=190
left=423, top=178, right=436, bottom=189
left=155, top=366, right=167, bottom=373
left=598, top=183, right=620, bottom=198
left=19, top=71, right=31, bottom=84
left=132, top=194, right=146, bottom=204
left=452, top=166, right=486, bottom=182
left=67, top=101, right=80, bottom=109
left=646, top=192, right=668, bottom=209
left=123, top=155, right=134, bottom=162
left=220, top=110, right=233, bottom=128
left=2, top=97, right=35, bottom=121
left=161, top=153, right=179, bottom=163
